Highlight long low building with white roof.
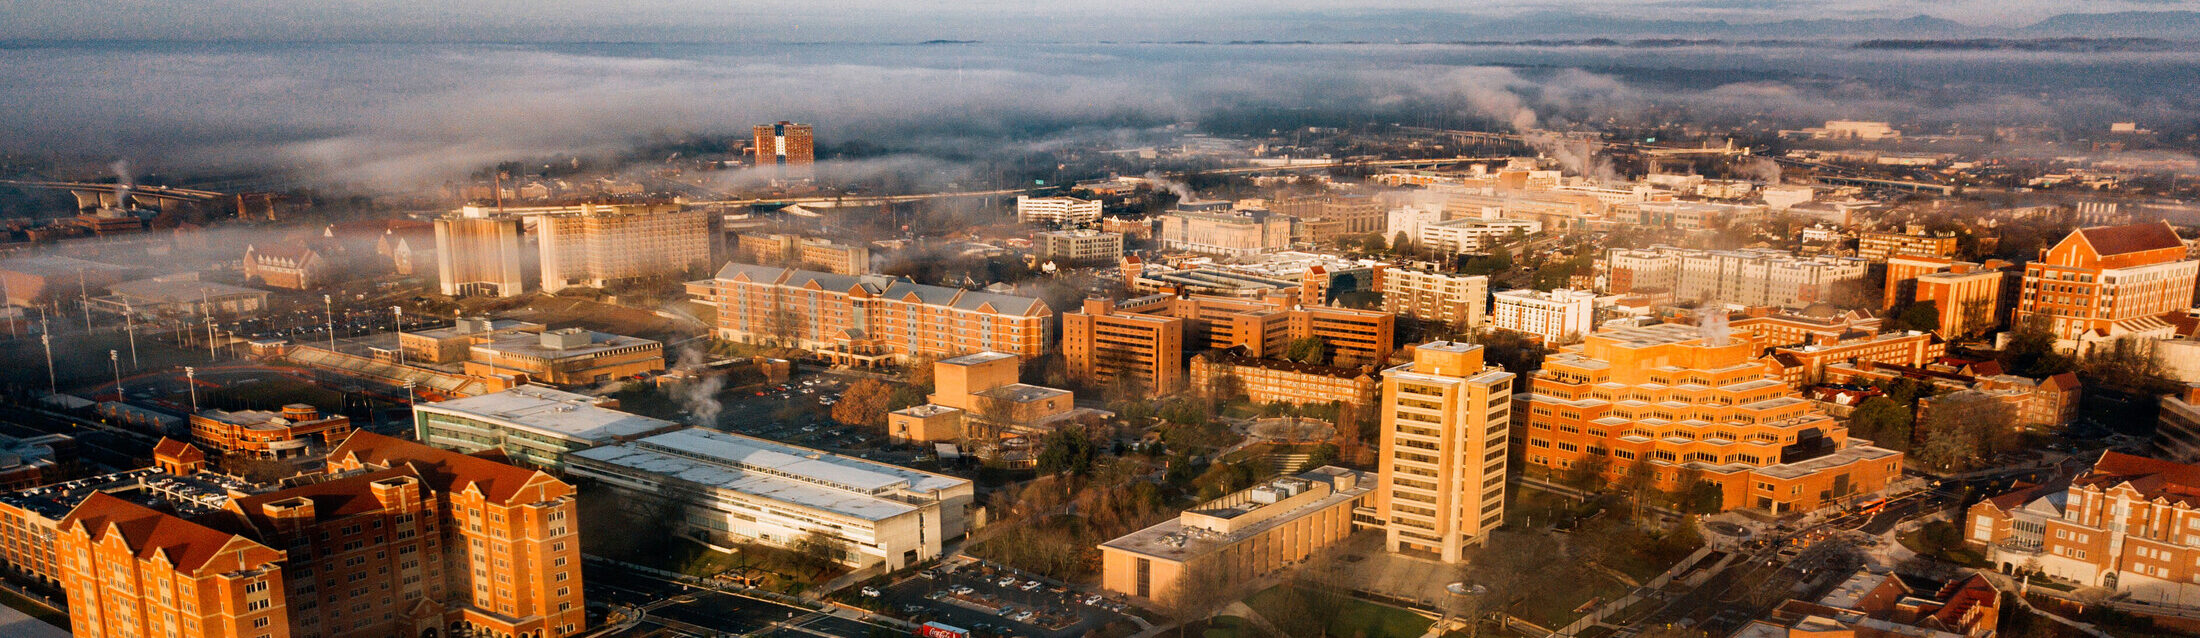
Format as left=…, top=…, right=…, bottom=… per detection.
left=412, top=385, right=683, bottom=470
left=565, top=427, right=977, bottom=570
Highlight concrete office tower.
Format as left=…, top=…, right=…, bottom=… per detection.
left=537, top=203, right=712, bottom=292
left=753, top=121, right=815, bottom=179
left=1374, top=342, right=1514, bottom=563
left=435, top=209, right=527, bottom=298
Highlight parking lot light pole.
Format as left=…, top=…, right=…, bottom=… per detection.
left=123, top=302, right=139, bottom=369
left=40, top=321, right=55, bottom=396
left=109, top=350, right=122, bottom=400
left=325, top=294, right=336, bottom=349
left=390, top=306, right=405, bottom=366
left=186, top=367, right=200, bottom=413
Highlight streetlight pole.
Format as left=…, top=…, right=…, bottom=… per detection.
left=324, top=294, right=336, bottom=350
left=391, top=306, right=405, bottom=366
left=205, top=317, right=217, bottom=362
left=185, top=366, right=199, bottom=413
left=123, top=302, right=138, bottom=369
left=76, top=267, right=91, bottom=330
left=40, top=321, right=55, bottom=396
left=108, top=350, right=122, bottom=401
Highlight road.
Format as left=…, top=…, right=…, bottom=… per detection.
left=586, top=561, right=897, bottom=638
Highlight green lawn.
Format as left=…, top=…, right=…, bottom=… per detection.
left=1246, top=585, right=1431, bottom=638
left=0, top=586, right=67, bottom=631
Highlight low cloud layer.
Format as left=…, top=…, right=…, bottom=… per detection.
left=0, top=41, right=2194, bottom=190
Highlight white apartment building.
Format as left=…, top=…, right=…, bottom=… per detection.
left=1385, top=204, right=1444, bottom=244
left=537, top=203, right=714, bottom=292
left=1016, top=196, right=1104, bottom=225
left=1416, top=218, right=1541, bottom=257
left=1036, top=229, right=1125, bottom=264
left=1492, top=288, right=1598, bottom=344
left=1605, top=246, right=1865, bottom=308
left=567, top=428, right=976, bottom=570
left=1379, top=268, right=1489, bottom=329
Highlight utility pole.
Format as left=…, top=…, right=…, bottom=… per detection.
left=185, top=366, right=199, bottom=413
left=108, top=350, right=122, bottom=401
left=205, top=317, right=217, bottom=362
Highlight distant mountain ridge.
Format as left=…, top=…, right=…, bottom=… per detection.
left=1327, top=10, right=2200, bottom=42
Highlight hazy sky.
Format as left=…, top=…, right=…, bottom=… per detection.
left=2, top=1, right=2195, bottom=42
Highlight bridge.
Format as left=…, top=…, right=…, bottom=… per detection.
left=0, top=180, right=231, bottom=213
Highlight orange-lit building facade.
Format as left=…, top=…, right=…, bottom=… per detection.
left=58, top=492, right=291, bottom=638
left=323, top=432, right=585, bottom=638
left=1371, top=342, right=1514, bottom=563
left=191, top=404, right=354, bottom=460
left=1189, top=349, right=1380, bottom=410
left=1967, top=452, right=2200, bottom=605
left=1518, top=323, right=1903, bottom=514
left=2014, top=222, right=2198, bottom=351
left=689, top=263, right=1052, bottom=366
left=1064, top=297, right=1188, bottom=392
left=1064, top=292, right=1394, bottom=393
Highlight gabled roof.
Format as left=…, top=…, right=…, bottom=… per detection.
left=228, top=467, right=423, bottom=533
left=247, top=242, right=321, bottom=264
left=713, top=262, right=793, bottom=284
left=325, top=431, right=564, bottom=505
left=2074, top=221, right=2184, bottom=257
left=152, top=437, right=205, bottom=463
left=60, top=492, right=270, bottom=574
left=2076, top=450, right=2200, bottom=506
left=2041, top=372, right=2081, bottom=392
left=952, top=289, right=1045, bottom=316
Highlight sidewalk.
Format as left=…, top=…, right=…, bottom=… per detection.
left=1548, top=544, right=1717, bottom=636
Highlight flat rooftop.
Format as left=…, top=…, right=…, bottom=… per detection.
left=570, top=428, right=968, bottom=521
left=1101, top=466, right=1371, bottom=561
left=472, top=330, right=659, bottom=360
left=977, top=383, right=1070, bottom=404
left=938, top=351, right=1017, bottom=367
left=407, top=319, right=540, bottom=340
left=418, top=386, right=677, bottom=442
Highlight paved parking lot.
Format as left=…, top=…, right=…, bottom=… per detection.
left=588, top=561, right=901, bottom=638
left=710, top=372, right=929, bottom=467
left=872, top=562, right=1143, bottom=638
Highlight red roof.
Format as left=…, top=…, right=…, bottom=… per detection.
left=152, top=436, right=205, bottom=463
left=60, top=492, right=270, bottom=574
left=2077, top=451, right=2200, bottom=506
left=2077, top=221, right=2184, bottom=257
left=2042, top=372, right=2081, bottom=392
left=325, top=431, right=561, bottom=505
left=229, top=467, right=423, bottom=532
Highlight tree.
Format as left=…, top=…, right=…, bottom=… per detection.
left=1847, top=396, right=1914, bottom=451
left=1562, top=452, right=1612, bottom=492
left=1999, top=314, right=2076, bottom=378
left=1620, top=460, right=1659, bottom=518
left=1284, top=337, right=1330, bottom=366
left=1913, top=390, right=2015, bottom=472
left=1163, top=564, right=1248, bottom=637
left=1391, top=231, right=1414, bottom=255
left=1671, top=466, right=1722, bottom=514
left=791, top=529, right=849, bottom=577
left=1036, top=428, right=1097, bottom=477
left=1891, top=300, right=1940, bottom=334
left=831, top=379, right=895, bottom=427
left=901, top=352, right=942, bottom=390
